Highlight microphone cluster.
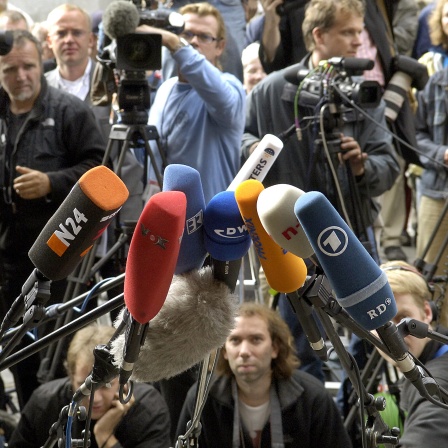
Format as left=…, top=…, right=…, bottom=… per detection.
left=2, top=136, right=437, bottom=417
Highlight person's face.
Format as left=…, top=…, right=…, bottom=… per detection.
left=391, top=293, right=432, bottom=359
left=47, top=10, right=93, bottom=68
left=314, top=11, right=363, bottom=60
left=223, top=315, right=278, bottom=385
left=72, top=360, right=120, bottom=420
left=181, top=13, right=225, bottom=66
left=0, top=40, right=41, bottom=109
left=243, top=57, right=266, bottom=94
left=441, top=2, right=448, bottom=37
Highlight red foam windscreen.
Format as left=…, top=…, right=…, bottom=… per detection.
left=124, top=191, right=186, bottom=324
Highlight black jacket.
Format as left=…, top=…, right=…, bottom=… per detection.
left=176, top=371, right=352, bottom=448
left=0, top=77, right=105, bottom=254
left=8, top=378, right=171, bottom=448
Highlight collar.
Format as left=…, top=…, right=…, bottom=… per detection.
left=231, top=378, right=284, bottom=448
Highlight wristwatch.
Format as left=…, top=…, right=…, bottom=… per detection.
left=170, top=37, right=190, bottom=54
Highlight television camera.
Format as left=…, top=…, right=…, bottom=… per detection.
left=99, top=0, right=184, bottom=124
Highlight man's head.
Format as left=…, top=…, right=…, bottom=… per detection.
left=217, top=303, right=299, bottom=385
left=65, top=325, right=118, bottom=420
left=0, top=29, right=42, bottom=113
left=302, top=0, right=364, bottom=60
left=46, top=4, right=93, bottom=70
left=0, top=10, right=28, bottom=31
left=179, top=2, right=226, bottom=69
left=382, top=261, right=434, bottom=359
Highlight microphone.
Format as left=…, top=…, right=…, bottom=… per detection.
left=162, top=164, right=207, bottom=274
left=257, top=184, right=314, bottom=259
left=235, top=180, right=307, bottom=294
left=110, top=265, right=238, bottom=382
left=227, top=134, right=283, bottom=191
left=203, top=190, right=252, bottom=292
left=119, top=190, right=187, bottom=386
left=294, top=191, right=397, bottom=331
left=0, top=30, right=13, bottom=55
left=0, top=166, right=128, bottom=339
left=102, top=0, right=140, bottom=40
left=28, top=165, right=129, bottom=281
left=293, top=191, right=434, bottom=392
left=235, top=181, right=327, bottom=359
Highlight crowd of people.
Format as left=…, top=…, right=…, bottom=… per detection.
left=0, top=0, right=447, bottom=447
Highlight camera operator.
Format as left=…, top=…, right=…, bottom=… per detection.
left=141, top=2, right=246, bottom=204
left=243, top=0, right=400, bottom=251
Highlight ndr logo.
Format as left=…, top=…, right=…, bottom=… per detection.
left=317, top=226, right=348, bottom=256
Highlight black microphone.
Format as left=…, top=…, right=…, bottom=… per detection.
left=0, top=166, right=129, bottom=338
left=0, top=30, right=13, bottom=55
left=102, top=0, right=140, bottom=40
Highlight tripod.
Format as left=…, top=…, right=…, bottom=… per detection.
left=37, top=117, right=167, bottom=384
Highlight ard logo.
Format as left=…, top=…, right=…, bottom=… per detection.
left=317, top=226, right=348, bottom=257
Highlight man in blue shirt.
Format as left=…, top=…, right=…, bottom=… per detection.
left=142, top=2, right=246, bottom=204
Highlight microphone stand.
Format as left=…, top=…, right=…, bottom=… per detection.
left=42, top=405, right=88, bottom=448
left=0, top=271, right=51, bottom=362
left=0, top=293, right=124, bottom=373
left=301, top=274, right=400, bottom=447
left=174, top=348, right=220, bottom=448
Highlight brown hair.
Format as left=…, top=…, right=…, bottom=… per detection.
left=179, top=2, right=226, bottom=70
left=217, top=302, right=300, bottom=379
left=302, top=0, right=365, bottom=51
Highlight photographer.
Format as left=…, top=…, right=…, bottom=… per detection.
left=141, top=2, right=246, bottom=204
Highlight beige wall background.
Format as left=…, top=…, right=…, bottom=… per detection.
left=11, top=0, right=111, bottom=23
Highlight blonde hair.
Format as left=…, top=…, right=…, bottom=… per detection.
left=47, top=3, right=91, bottom=30
left=381, top=261, right=431, bottom=311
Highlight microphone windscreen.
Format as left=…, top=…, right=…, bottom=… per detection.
left=28, top=166, right=129, bottom=281
left=124, top=191, right=186, bottom=324
left=103, top=0, right=140, bottom=40
left=235, top=180, right=307, bottom=293
left=294, top=191, right=397, bottom=330
left=162, top=164, right=207, bottom=274
left=227, top=134, right=283, bottom=191
left=111, top=266, right=237, bottom=381
left=203, top=191, right=251, bottom=262
left=257, top=184, right=314, bottom=258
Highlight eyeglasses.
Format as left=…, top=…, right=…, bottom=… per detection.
left=180, top=31, right=220, bottom=44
